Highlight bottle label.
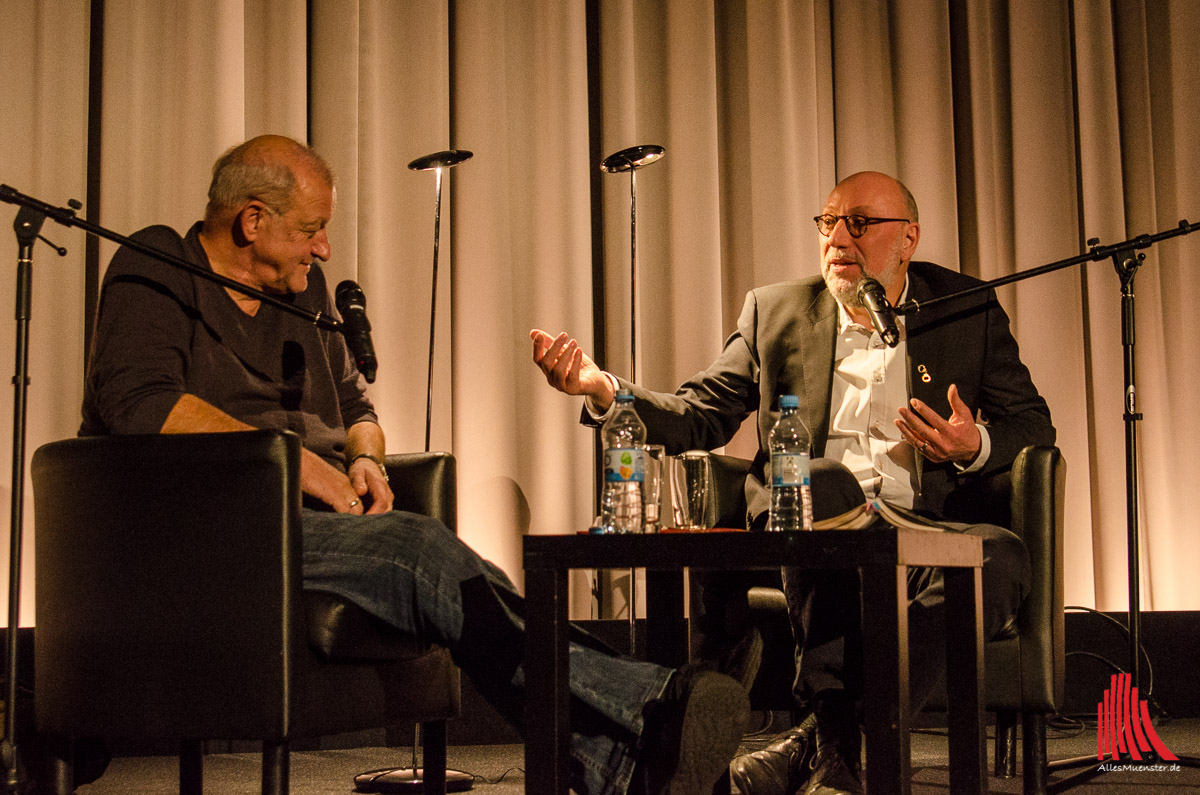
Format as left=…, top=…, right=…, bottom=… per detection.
left=771, top=452, right=811, bottom=487
left=604, top=447, right=645, bottom=482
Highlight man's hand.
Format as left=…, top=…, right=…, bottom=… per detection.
left=348, top=455, right=393, bottom=514
left=530, top=329, right=614, bottom=409
left=895, top=383, right=981, bottom=465
left=301, top=448, right=367, bottom=513
left=345, top=421, right=393, bottom=514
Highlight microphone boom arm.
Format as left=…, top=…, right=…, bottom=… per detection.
left=894, top=219, right=1195, bottom=315
left=0, top=184, right=343, bottom=332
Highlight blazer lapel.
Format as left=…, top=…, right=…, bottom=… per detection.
left=800, top=290, right=838, bottom=456
left=903, top=267, right=974, bottom=417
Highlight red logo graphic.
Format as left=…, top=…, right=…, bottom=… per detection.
left=1097, top=673, right=1177, bottom=761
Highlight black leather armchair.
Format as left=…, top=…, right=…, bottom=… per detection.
left=706, top=445, right=1066, bottom=793
left=32, top=430, right=461, bottom=795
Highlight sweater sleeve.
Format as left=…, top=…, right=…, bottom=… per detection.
left=81, top=226, right=197, bottom=435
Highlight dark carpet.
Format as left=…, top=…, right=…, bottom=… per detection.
left=75, top=717, right=1200, bottom=794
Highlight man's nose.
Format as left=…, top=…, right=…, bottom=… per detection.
left=827, top=217, right=855, bottom=246
left=312, top=229, right=331, bottom=262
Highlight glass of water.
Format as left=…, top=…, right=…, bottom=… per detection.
left=669, top=450, right=713, bottom=529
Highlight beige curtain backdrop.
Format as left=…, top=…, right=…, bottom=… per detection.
left=2, top=0, right=1198, bottom=627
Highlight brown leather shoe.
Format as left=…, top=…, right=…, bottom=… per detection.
left=799, top=746, right=863, bottom=795
left=729, top=713, right=818, bottom=795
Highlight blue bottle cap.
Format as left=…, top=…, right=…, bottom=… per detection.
left=616, top=388, right=634, bottom=402
left=779, top=394, right=799, bottom=409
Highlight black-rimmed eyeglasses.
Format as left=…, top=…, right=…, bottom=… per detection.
left=813, top=214, right=910, bottom=238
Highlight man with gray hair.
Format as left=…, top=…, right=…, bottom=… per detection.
left=82, top=134, right=750, bottom=795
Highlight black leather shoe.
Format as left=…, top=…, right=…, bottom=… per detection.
left=800, top=746, right=863, bottom=795
left=729, top=713, right=818, bottom=795
left=634, top=666, right=751, bottom=795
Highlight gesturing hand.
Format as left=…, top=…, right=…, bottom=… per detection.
left=530, top=328, right=615, bottom=409
left=895, top=383, right=981, bottom=465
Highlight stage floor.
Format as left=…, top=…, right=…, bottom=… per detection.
left=74, top=717, right=1200, bottom=794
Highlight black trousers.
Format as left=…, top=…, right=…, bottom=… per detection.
left=692, top=459, right=1030, bottom=715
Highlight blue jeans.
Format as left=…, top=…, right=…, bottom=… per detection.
left=300, top=507, right=671, bottom=795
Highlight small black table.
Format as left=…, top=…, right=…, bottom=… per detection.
left=522, top=528, right=985, bottom=795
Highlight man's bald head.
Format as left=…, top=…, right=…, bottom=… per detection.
left=204, top=135, right=333, bottom=224
left=832, top=171, right=919, bottom=223
left=817, top=171, right=921, bottom=309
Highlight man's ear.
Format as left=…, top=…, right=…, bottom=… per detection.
left=236, top=201, right=269, bottom=244
left=901, top=220, right=921, bottom=261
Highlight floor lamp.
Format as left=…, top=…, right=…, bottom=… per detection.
left=409, top=149, right=473, bottom=453
left=353, top=152, right=474, bottom=794
left=599, top=144, right=664, bottom=385
left=599, top=145, right=664, bottom=653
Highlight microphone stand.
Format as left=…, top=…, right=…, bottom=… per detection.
left=893, top=219, right=1200, bottom=788
left=0, top=184, right=355, bottom=792
left=1, top=203, right=68, bottom=792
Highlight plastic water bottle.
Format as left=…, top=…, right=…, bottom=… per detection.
left=599, top=389, right=646, bottom=533
left=768, top=394, right=813, bottom=532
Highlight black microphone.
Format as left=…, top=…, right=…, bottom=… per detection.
left=335, top=280, right=377, bottom=383
left=856, top=277, right=900, bottom=348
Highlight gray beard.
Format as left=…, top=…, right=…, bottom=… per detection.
left=826, top=273, right=864, bottom=308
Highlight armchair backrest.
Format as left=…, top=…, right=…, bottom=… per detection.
left=941, top=445, right=1067, bottom=709
left=709, top=453, right=753, bottom=530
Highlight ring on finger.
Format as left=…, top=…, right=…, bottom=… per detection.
left=348, top=498, right=360, bottom=509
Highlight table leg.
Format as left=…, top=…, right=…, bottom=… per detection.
left=944, top=564, right=985, bottom=794
left=645, top=569, right=686, bottom=667
left=861, top=563, right=910, bottom=795
left=524, top=566, right=570, bottom=795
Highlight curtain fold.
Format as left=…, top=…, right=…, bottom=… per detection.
left=0, top=0, right=91, bottom=626
left=5, top=0, right=1199, bottom=620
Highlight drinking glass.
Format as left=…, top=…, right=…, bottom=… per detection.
left=642, top=444, right=666, bottom=532
left=670, top=450, right=713, bottom=529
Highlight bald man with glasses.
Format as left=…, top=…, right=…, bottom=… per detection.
left=533, top=171, right=1053, bottom=795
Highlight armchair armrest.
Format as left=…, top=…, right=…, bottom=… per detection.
left=384, top=451, right=457, bottom=532
left=306, top=451, right=458, bottom=661
left=1009, top=444, right=1067, bottom=708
